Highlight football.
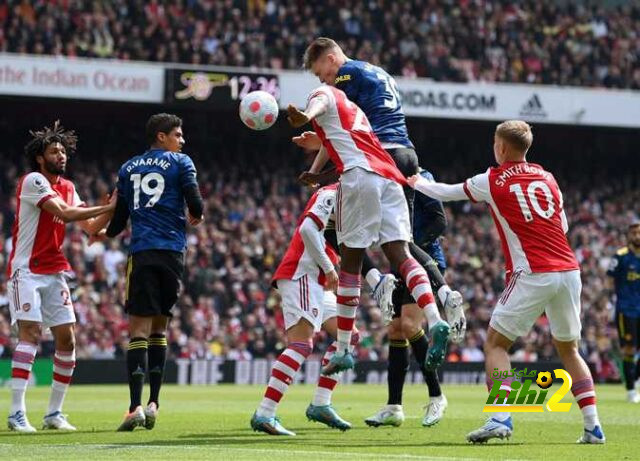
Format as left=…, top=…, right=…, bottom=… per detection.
left=239, top=90, right=279, bottom=130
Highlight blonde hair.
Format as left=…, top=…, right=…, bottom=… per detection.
left=495, top=120, right=533, bottom=153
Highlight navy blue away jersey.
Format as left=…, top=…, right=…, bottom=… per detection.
left=413, top=170, right=446, bottom=270
left=116, top=149, right=197, bottom=254
left=608, top=246, right=640, bottom=318
left=334, top=60, right=413, bottom=148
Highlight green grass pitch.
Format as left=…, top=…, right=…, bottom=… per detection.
left=0, top=383, right=636, bottom=460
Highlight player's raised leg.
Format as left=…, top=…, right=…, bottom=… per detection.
left=382, top=241, right=450, bottom=370
left=362, top=253, right=397, bottom=325
left=322, top=252, right=363, bottom=375
left=408, top=242, right=465, bottom=342
left=43, top=322, right=77, bottom=431
left=7, top=321, right=39, bottom=433
left=402, top=312, right=447, bottom=427
left=252, top=301, right=314, bottom=436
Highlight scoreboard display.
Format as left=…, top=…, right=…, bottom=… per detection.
left=165, top=68, right=280, bottom=108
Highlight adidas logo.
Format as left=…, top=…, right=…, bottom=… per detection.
left=519, top=94, right=547, bottom=118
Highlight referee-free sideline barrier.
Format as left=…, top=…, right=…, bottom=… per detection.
left=1, top=359, right=568, bottom=386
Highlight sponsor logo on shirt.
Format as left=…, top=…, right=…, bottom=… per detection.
left=335, top=74, right=352, bottom=84
left=33, top=176, right=48, bottom=194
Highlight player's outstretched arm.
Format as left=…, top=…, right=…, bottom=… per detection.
left=41, top=194, right=116, bottom=223
left=78, top=190, right=117, bottom=236
left=287, top=92, right=329, bottom=127
left=292, top=131, right=322, bottom=151
left=407, top=175, right=468, bottom=202
left=105, top=193, right=130, bottom=238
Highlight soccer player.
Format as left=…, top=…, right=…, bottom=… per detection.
left=7, top=121, right=116, bottom=432
left=251, top=183, right=357, bottom=435
left=607, top=222, right=640, bottom=403
left=298, top=37, right=465, bottom=351
left=408, top=120, right=605, bottom=444
left=365, top=168, right=449, bottom=427
left=287, top=84, right=450, bottom=376
left=106, top=114, right=204, bottom=431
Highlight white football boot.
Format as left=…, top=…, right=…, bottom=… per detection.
left=364, top=404, right=405, bottom=427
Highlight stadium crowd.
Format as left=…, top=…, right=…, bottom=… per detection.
left=1, top=0, right=640, bottom=88
left=0, top=148, right=636, bottom=383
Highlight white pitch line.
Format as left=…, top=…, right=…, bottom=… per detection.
left=0, top=443, right=523, bottom=461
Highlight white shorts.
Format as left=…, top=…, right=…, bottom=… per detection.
left=490, top=270, right=582, bottom=342
left=277, top=277, right=337, bottom=332
left=336, top=167, right=411, bottom=248
left=8, top=269, right=76, bottom=328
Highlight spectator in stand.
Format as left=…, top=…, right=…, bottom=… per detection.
left=1, top=1, right=640, bottom=88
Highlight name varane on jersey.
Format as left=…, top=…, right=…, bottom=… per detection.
left=117, top=148, right=198, bottom=254
left=334, top=60, right=413, bottom=148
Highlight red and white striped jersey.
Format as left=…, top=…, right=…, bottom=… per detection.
left=272, top=184, right=340, bottom=285
left=464, top=161, right=579, bottom=280
left=309, top=86, right=406, bottom=185
left=7, top=172, right=83, bottom=277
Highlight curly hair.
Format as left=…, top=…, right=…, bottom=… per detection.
left=24, top=120, right=77, bottom=171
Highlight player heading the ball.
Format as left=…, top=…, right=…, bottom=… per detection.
left=287, top=85, right=451, bottom=376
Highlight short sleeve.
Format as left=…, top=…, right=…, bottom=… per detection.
left=72, top=185, right=85, bottom=207
left=180, top=155, right=198, bottom=189
left=20, top=172, right=56, bottom=207
left=464, top=169, right=491, bottom=203
left=306, top=86, right=332, bottom=112
left=334, top=62, right=360, bottom=101
left=305, top=187, right=336, bottom=230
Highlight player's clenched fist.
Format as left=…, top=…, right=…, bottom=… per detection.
left=324, top=269, right=339, bottom=293
left=406, top=175, right=421, bottom=188
left=287, top=104, right=311, bottom=128
left=188, top=212, right=203, bottom=226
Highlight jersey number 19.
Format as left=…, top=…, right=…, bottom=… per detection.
left=131, top=173, right=165, bottom=209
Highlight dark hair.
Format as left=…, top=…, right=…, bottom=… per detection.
left=146, top=113, right=182, bottom=145
left=24, top=120, right=77, bottom=171
left=303, top=37, right=339, bottom=70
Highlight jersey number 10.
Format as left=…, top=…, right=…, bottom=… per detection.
left=131, top=173, right=165, bottom=209
left=509, top=181, right=556, bottom=222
